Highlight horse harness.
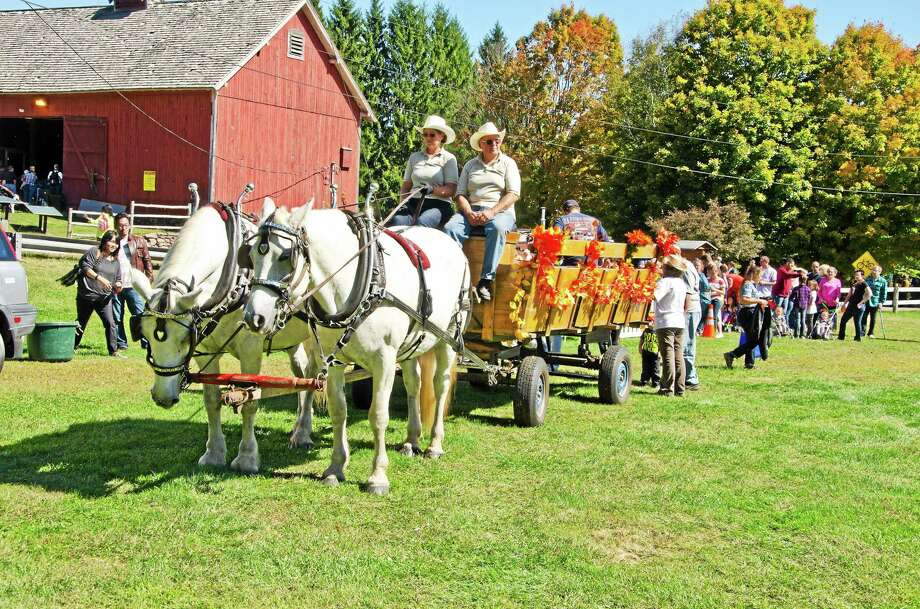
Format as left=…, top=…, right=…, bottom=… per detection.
left=136, top=203, right=281, bottom=381
left=249, top=210, right=479, bottom=381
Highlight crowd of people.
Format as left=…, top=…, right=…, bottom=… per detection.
left=1, top=163, right=64, bottom=204
left=646, top=252, right=891, bottom=396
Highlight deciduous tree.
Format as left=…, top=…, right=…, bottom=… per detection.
left=648, top=199, right=764, bottom=263
left=807, top=24, right=920, bottom=269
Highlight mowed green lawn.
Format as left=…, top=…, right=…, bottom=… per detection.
left=2, top=255, right=918, bottom=609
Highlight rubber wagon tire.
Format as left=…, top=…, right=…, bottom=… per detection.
left=351, top=377, right=373, bottom=411
left=513, top=356, right=549, bottom=427
left=599, top=345, right=631, bottom=404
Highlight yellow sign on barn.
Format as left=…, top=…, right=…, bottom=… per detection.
left=852, top=251, right=878, bottom=275
left=143, top=170, right=156, bottom=192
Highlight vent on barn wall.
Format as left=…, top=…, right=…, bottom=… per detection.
left=112, top=0, right=148, bottom=11
left=288, top=30, right=305, bottom=60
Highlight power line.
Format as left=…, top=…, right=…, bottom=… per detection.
left=27, top=1, right=918, bottom=163
left=18, top=1, right=920, bottom=200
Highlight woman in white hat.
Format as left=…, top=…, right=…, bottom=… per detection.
left=444, top=121, right=521, bottom=301
left=391, top=115, right=459, bottom=229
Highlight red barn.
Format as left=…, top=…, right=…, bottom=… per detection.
left=0, top=0, right=374, bottom=213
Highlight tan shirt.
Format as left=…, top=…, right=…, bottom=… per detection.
left=403, top=149, right=459, bottom=203
left=457, top=153, right=521, bottom=218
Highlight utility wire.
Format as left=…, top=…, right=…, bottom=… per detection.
left=20, top=1, right=920, bottom=199
left=26, top=0, right=919, bottom=163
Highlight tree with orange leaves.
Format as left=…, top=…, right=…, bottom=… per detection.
left=468, top=5, right=623, bottom=225
left=807, top=23, right=920, bottom=268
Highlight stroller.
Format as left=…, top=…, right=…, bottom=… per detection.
left=771, top=304, right=791, bottom=338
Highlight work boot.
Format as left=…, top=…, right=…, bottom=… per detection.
left=476, top=279, right=492, bottom=302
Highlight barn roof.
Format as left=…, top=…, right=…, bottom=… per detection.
left=0, top=0, right=374, bottom=120
left=677, top=240, right=717, bottom=251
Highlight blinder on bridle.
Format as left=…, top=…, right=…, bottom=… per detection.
left=238, top=220, right=300, bottom=272
left=135, top=280, right=201, bottom=379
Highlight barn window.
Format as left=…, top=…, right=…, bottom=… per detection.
left=288, top=30, right=305, bottom=60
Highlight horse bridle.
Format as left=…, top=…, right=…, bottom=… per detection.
left=134, top=277, right=207, bottom=380
left=239, top=217, right=312, bottom=333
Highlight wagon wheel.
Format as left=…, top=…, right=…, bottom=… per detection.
left=513, top=356, right=549, bottom=427
left=599, top=345, right=631, bottom=405
left=351, top=377, right=373, bottom=411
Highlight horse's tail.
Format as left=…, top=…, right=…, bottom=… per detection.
left=418, top=351, right=456, bottom=431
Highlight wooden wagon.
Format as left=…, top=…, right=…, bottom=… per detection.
left=460, top=232, right=658, bottom=427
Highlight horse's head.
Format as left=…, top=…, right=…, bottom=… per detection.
left=135, top=283, right=203, bottom=408
left=243, top=197, right=313, bottom=334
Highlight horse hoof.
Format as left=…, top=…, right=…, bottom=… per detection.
left=321, top=475, right=341, bottom=487
left=398, top=443, right=420, bottom=457
left=366, top=483, right=390, bottom=496
left=424, top=449, right=444, bottom=460
left=289, top=438, right=315, bottom=451
left=230, top=455, right=260, bottom=474
left=197, top=451, right=226, bottom=467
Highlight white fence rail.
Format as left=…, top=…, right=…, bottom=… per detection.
left=128, top=200, right=191, bottom=231
left=840, top=286, right=920, bottom=311
left=67, top=200, right=191, bottom=238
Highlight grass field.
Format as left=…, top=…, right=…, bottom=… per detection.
left=2, top=255, right=918, bottom=608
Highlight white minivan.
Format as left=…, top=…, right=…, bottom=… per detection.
left=0, top=226, right=37, bottom=372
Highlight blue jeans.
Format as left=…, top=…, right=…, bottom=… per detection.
left=684, top=310, right=701, bottom=385
left=112, top=287, right=146, bottom=349
left=22, top=184, right=35, bottom=203
left=389, top=198, right=452, bottom=229
left=838, top=306, right=864, bottom=341
left=789, top=306, right=806, bottom=337
left=444, top=207, right=515, bottom=281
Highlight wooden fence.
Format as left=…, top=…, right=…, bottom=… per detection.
left=67, top=200, right=191, bottom=238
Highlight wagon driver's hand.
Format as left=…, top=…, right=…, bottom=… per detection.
left=479, top=207, right=496, bottom=222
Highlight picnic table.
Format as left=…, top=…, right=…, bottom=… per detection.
left=22, top=203, right=66, bottom=233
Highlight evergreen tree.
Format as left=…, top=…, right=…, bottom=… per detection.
left=478, top=22, right=510, bottom=70
left=357, top=0, right=388, bottom=196
left=326, top=0, right=366, bottom=83
left=430, top=5, right=475, bottom=139
left=309, top=0, right=324, bottom=24
left=375, top=0, right=435, bottom=204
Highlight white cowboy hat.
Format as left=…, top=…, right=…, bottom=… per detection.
left=415, top=115, right=456, bottom=145
left=469, top=121, right=506, bottom=151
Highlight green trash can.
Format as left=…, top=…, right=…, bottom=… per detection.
left=27, top=322, right=79, bottom=362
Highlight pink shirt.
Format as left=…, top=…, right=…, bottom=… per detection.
left=817, top=277, right=841, bottom=307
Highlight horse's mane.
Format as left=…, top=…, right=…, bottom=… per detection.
left=154, top=204, right=246, bottom=289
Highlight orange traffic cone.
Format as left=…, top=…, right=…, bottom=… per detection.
left=702, top=303, right=716, bottom=338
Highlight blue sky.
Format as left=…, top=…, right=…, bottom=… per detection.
left=3, top=0, right=918, bottom=51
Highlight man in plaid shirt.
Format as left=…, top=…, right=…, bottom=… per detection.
left=20, top=165, right=37, bottom=203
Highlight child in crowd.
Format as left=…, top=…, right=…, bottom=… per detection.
left=812, top=308, right=833, bottom=340
left=707, top=263, right=725, bottom=338
left=772, top=303, right=790, bottom=338
left=638, top=325, right=660, bottom=388
left=788, top=269, right=810, bottom=338
left=806, top=279, right=818, bottom=337
left=97, top=204, right=113, bottom=237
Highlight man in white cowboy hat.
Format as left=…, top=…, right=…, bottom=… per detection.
left=444, top=121, right=521, bottom=301
left=391, top=115, right=459, bottom=229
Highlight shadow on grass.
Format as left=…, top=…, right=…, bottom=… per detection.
left=0, top=418, right=341, bottom=498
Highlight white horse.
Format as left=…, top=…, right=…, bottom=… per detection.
left=133, top=203, right=320, bottom=473
left=242, top=199, right=470, bottom=495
